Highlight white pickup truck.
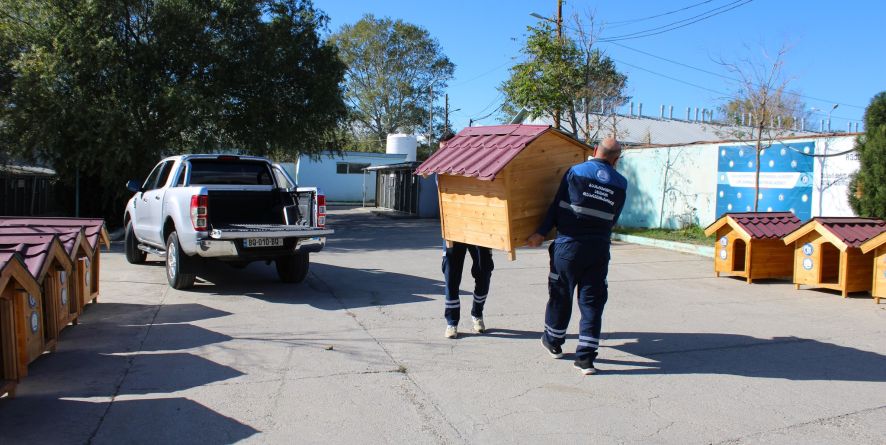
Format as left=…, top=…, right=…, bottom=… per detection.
left=123, top=154, right=332, bottom=289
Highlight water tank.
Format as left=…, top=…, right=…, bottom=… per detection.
left=386, top=134, right=417, bottom=162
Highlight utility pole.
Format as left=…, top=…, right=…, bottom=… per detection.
left=444, top=94, right=449, bottom=136
left=428, top=84, right=433, bottom=149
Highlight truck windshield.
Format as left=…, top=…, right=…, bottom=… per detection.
left=188, top=159, right=274, bottom=185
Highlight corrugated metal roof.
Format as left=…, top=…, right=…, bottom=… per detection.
left=729, top=212, right=802, bottom=239
left=0, top=234, right=57, bottom=278
left=815, top=217, right=886, bottom=248
left=415, top=125, right=552, bottom=180
left=0, top=218, right=106, bottom=251
left=517, top=112, right=822, bottom=146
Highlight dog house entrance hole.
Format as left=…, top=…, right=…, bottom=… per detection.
left=732, top=239, right=747, bottom=272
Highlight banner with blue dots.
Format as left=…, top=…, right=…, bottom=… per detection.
left=715, top=142, right=814, bottom=220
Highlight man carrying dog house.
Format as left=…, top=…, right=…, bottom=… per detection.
left=527, top=137, right=627, bottom=375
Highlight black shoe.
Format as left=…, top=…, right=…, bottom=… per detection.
left=573, top=357, right=597, bottom=375
left=541, top=335, right=563, bottom=359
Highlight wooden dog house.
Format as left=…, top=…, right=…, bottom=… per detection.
left=704, top=212, right=802, bottom=283
left=0, top=228, right=80, bottom=333
left=783, top=217, right=886, bottom=297
left=0, top=218, right=109, bottom=306
left=0, top=252, right=40, bottom=398
left=0, top=234, right=73, bottom=363
left=860, top=231, right=886, bottom=304
left=416, top=125, right=591, bottom=260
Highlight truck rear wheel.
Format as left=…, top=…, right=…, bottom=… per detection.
left=276, top=253, right=309, bottom=283
left=166, top=231, right=196, bottom=289
left=125, top=221, right=146, bottom=264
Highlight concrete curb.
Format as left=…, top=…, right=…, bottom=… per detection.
left=612, top=233, right=714, bottom=258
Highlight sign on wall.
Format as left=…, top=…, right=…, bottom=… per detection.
left=716, top=142, right=814, bottom=220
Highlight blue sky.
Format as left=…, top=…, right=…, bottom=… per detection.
left=313, top=0, right=883, bottom=134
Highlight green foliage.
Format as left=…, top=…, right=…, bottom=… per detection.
left=500, top=21, right=627, bottom=142
left=331, top=14, right=454, bottom=150
left=613, top=225, right=712, bottom=246
left=0, top=0, right=347, bottom=223
left=849, top=91, right=886, bottom=218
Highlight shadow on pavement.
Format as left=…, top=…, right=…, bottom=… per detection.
left=191, top=262, right=441, bottom=311
left=474, top=328, right=886, bottom=382
left=598, top=331, right=886, bottom=382
left=0, top=302, right=258, bottom=443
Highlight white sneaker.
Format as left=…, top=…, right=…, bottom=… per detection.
left=471, top=317, right=486, bottom=333
left=444, top=325, right=458, bottom=339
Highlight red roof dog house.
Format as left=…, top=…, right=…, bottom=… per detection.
left=0, top=252, right=41, bottom=398
left=860, top=231, right=886, bottom=304
left=704, top=212, right=802, bottom=283
left=783, top=218, right=886, bottom=298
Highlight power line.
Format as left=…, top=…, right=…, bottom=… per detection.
left=613, top=58, right=861, bottom=124
left=613, top=59, right=728, bottom=95
left=599, top=0, right=753, bottom=42
left=469, top=91, right=504, bottom=119
left=602, top=41, right=867, bottom=111
left=607, top=0, right=716, bottom=27
left=449, top=57, right=514, bottom=87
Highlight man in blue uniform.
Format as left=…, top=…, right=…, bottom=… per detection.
left=442, top=242, right=494, bottom=338
left=527, top=137, right=627, bottom=375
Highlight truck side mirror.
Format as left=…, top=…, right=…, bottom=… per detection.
left=126, top=180, right=142, bottom=193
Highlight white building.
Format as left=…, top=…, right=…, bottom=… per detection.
left=278, top=151, right=407, bottom=203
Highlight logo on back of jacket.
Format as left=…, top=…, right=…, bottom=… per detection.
left=595, top=168, right=610, bottom=184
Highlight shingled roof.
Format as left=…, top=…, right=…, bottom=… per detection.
left=783, top=217, right=886, bottom=250
left=0, top=217, right=108, bottom=251
left=815, top=217, right=886, bottom=248
left=415, top=124, right=557, bottom=180
left=0, top=234, right=59, bottom=278
left=704, top=212, right=803, bottom=240
left=0, top=227, right=82, bottom=257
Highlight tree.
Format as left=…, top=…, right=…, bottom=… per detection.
left=331, top=14, right=454, bottom=151
left=848, top=92, right=886, bottom=218
left=717, top=45, right=798, bottom=212
left=500, top=15, right=627, bottom=144
left=0, top=0, right=347, bottom=223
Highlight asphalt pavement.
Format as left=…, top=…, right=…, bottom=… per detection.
left=1, top=207, right=884, bottom=444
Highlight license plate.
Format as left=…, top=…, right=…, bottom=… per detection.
left=243, top=238, right=283, bottom=248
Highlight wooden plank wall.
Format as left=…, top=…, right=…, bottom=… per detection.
left=843, top=249, right=874, bottom=294
left=438, top=174, right=510, bottom=251
left=504, top=132, right=585, bottom=249
left=749, top=239, right=794, bottom=280
left=874, top=248, right=886, bottom=302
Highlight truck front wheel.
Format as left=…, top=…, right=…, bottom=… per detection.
left=125, top=221, right=146, bottom=264
left=276, top=253, right=309, bottom=283
left=166, top=231, right=197, bottom=289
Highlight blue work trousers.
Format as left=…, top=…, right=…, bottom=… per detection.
left=542, top=239, right=610, bottom=361
left=442, top=242, right=493, bottom=325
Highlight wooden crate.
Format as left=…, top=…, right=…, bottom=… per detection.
left=860, top=232, right=886, bottom=304
left=437, top=131, right=585, bottom=260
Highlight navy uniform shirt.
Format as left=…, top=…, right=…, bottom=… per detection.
left=536, top=158, right=628, bottom=243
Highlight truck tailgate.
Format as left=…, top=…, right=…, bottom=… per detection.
left=209, top=224, right=333, bottom=240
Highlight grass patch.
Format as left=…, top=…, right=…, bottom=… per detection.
left=613, top=225, right=713, bottom=246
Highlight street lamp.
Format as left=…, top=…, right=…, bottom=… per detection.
left=827, top=103, right=838, bottom=132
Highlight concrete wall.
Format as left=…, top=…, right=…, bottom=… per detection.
left=279, top=152, right=407, bottom=203
left=616, top=135, right=860, bottom=229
